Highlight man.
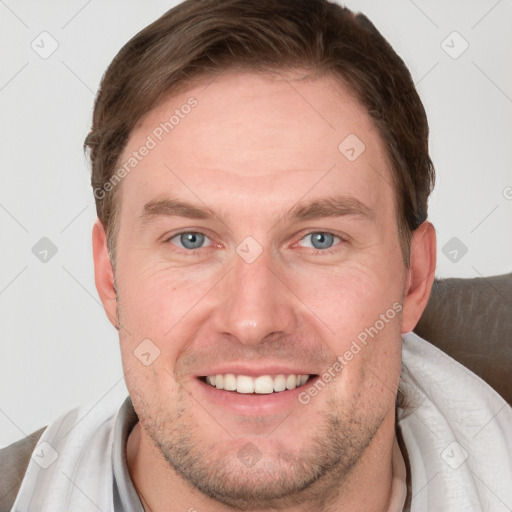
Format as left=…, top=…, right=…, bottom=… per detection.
left=2, top=0, right=511, bottom=511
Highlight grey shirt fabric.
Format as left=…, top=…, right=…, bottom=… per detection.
left=112, top=397, right=144, bottom=512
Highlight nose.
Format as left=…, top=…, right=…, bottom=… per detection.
left=210, top=247, right=297, bottom=346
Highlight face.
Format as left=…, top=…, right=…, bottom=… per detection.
left=100, top=70, right=415, bottom=508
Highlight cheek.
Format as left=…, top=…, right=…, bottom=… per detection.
left=296, top=263, right=404, bottom=397
left=293, top=263, right=403, bottom=343
left=117, top=260, right=198, bottom=327
left=115, top=260, right=218, bottom=377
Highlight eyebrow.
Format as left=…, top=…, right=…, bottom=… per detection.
left=139, top=194, right=374, bottom=225
left=286, top=195, right=374, bottom=222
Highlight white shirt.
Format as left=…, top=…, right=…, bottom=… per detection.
left=11, top=332, right=512, bottom=511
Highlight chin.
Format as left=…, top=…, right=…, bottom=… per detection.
left=142, top=405, right=380, bottom=510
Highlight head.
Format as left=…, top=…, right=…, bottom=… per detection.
left=89, top=0, right=436, bottom=508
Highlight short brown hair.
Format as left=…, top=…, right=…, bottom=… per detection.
left=84, top=0, right=435, bottom=266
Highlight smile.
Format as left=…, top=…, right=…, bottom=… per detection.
left=200, top=374, right=314, bottom=394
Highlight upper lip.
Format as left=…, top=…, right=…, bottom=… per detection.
left=194, top=365, right=317, bottom=378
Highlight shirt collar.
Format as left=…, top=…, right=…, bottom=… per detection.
left=112, top=396, right=144, bottom=512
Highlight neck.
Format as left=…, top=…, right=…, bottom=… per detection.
left=126, top=412, right=397, bottom=512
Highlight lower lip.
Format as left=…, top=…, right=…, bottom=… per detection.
left=193, top=376, right=319, bottom=416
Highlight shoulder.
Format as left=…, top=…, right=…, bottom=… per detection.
left=0, top=427, right=46, bottom=512
left=399, top=332, right=512, bottom=510
left=400, top=331, right=511, bottom=419
left=8, top=397, right=131, bottom=512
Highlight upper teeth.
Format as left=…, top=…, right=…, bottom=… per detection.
left=205, top=374, right=311, bottom=394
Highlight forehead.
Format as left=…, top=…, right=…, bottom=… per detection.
left=117, top=70, right=395, bottom=223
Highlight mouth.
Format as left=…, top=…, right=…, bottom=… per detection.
left=198, top=373, right=317, bottom=394
left=193, top=367, right=322, bottom=416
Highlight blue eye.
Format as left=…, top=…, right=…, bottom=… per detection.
left=166, top=231, right=342, bottom=254
left=169, top=232, right=211, bottom=250
left=300, top=232, right=340, bottom=250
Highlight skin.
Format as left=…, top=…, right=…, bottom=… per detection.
left=92, top=69, right=436, bottom=511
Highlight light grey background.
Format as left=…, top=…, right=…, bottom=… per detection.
left=1, top=0, right=511, bottom=447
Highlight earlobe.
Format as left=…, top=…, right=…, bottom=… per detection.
left=401, top=221, right=437, bottom=333
left=92, top=219, right=119, bottom=329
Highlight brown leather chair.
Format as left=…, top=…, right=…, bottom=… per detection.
left=414, top=272, right=512, bottom=405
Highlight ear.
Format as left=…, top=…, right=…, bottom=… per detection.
left=92, top=218, right=119, bottom=329
left=401, top=221, right=437, bottom=333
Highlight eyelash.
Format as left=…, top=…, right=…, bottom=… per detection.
left=165, top=231, right=345, bottom=256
